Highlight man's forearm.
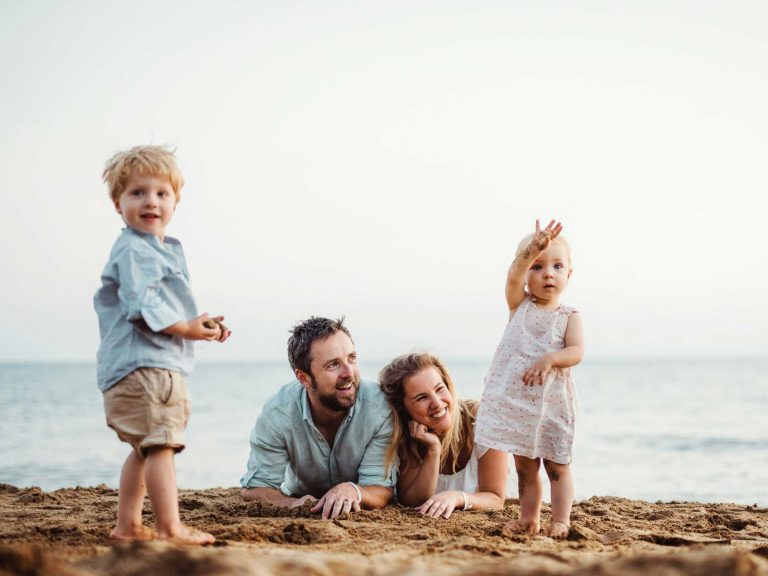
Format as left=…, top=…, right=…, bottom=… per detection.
left=359, top=485, right=394, bottom=509
left=241, top=487, right=298, bottom=507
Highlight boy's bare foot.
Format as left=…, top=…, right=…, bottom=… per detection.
left=159, top=525, right=215, bottom=546
left=110, top=525, right=156, bottom=541
left=549, top=522, right=570, bottom=540
left=503, top=519, right=540, bottom=535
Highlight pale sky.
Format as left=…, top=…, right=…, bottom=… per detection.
left=1, top=1, right=766, bottom=363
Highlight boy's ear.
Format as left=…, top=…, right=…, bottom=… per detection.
left=113, top=199, right=122, bottom=214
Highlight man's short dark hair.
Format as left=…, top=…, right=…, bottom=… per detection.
left=287, top=316, right=353, bottom=376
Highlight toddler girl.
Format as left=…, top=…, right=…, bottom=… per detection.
left=475, top=219, right=584, bottom=539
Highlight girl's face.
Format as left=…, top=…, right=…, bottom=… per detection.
left=526, top=241, right=572, bottom=305
left=402, top=366, right=455, bottom=435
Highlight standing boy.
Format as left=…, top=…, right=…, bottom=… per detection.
left=95, top=145, right=229, bottom=545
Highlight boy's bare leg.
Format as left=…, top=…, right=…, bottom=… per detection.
left=144, top=447, right=214, bottom=545
left=544, top=459, right=573, bottom=539
left=504, top=455, right=542, bottom=534
left=111, top=450, right=154, bottom=540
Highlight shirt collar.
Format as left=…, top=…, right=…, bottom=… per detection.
left=123, top=226, right=179, bottom=247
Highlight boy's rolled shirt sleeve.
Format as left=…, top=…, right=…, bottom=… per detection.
left=356, top=410, right=395, bottom=487
left=116, top=247, right=183, bottom=331
left=240, top=411, right=290, bottom=490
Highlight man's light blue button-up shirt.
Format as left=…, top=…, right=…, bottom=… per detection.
left=94, top=227, right=197, bottom=392
left=240, top=379, right=394, bottom=497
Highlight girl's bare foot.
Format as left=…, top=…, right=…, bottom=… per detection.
left=159, top=525, right=215, bottom=546
left=503, top=519, right=540, bottom=535
left=549, top=521, right=570, bottom=540
left=110, top=525, right=156, bottom=541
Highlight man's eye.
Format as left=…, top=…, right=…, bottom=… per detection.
left=349, top=355, right=357, bottom=363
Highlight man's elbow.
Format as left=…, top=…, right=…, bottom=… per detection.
left=242, top=487, right=259, bottom=501
left=364, top=487, right=394, bottom=509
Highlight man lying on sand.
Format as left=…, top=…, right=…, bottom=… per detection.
left=241, top=317, right=394, bottom=519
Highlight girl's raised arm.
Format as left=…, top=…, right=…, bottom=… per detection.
left=505, top=219, right=562, bottom=312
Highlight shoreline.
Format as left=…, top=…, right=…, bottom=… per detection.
left=1, top=484, right=767, bottom=575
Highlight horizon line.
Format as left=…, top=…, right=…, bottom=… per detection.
left=1, top=354, right=766, bottom=365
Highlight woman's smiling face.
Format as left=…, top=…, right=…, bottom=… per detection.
left=403, top=366, right=455, bottom=435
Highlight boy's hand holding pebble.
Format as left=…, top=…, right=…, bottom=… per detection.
left=203, top=316, right=231, bottom=342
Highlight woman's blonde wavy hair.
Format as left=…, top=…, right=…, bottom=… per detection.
left=379, top=352, right=476, bottom=477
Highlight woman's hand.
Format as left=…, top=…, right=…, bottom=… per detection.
left=408, top=420, right=441, bottom=453
left=522, top=354, right=553, bottom=386
left=417, top=490, right=463, bottom=519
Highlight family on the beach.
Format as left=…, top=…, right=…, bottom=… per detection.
left=95, top=145, right=583, bottom=546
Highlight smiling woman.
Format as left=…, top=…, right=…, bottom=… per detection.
left=379, top=353, right=514, bottom=519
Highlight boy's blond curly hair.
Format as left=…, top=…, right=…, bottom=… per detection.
left=102, top=145, right=184, bottom=204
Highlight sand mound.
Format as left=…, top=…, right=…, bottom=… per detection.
left=1, top=485, right=767, bottom=575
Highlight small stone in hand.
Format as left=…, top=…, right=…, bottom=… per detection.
left=203, top=318, right=228, bottom=332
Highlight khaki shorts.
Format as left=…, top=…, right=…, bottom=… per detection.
left=103, top=367, right=190, bottom=457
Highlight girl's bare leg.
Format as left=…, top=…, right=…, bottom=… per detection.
left=144, top=447, right=214, bottom=545
left=544, top=459, right=573, bottom=539
left=504, top=455, right=542, bottom=534
left=111, top=450, right=154, bottom=540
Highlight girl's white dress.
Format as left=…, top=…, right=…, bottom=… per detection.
left=474, top=295, right=578, bottom=465
left=435, top=443, right=517, bottom=498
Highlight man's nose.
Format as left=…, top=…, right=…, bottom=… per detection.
left=339, top=362, right=353, bottom=378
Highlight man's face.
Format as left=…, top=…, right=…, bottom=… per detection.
left=298, top=331, right=360, bottom=412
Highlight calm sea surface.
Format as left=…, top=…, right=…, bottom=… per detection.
left=1, top=359, right=766, bottom=505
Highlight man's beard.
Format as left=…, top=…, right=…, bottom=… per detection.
left=311, top=376, right=359, bottom=412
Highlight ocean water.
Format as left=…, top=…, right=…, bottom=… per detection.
left=1, top=359, right=766, bottom=506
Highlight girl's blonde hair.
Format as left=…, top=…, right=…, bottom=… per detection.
left=102, top=145, right=184, bottom=203
left=379, top=352, right=476, bottom=477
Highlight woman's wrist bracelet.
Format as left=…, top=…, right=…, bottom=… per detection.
left=347, top=482, right=362, bottom=503
left=459, top=490, right=472, bottom=510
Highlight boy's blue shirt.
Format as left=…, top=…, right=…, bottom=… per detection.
left=94, top=227, right=197, bottom=392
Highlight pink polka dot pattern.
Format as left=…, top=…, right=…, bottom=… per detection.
left=475, top=294, right=578, bottom=465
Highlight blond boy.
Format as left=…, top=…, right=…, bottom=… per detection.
left=95, top=145, right=229, bottom=545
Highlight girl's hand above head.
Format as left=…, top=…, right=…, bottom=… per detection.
left=531, top=219, right=563, bottom=253
left=522, top=354, right=553, bottom=386
left=408, top=420, right=441, bottom=453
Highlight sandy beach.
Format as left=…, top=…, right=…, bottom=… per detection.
left=1, top=484, right=767, bottom=575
